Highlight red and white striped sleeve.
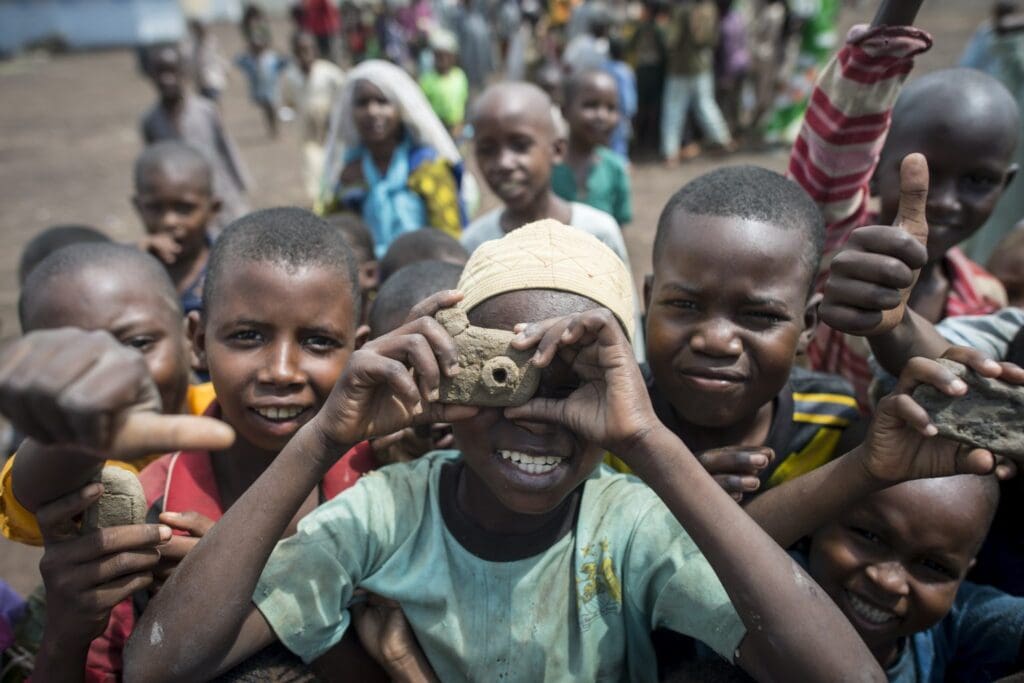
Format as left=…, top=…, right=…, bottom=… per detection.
left=788, top=24, right=933, bottom=273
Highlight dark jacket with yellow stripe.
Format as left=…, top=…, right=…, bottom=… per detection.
left=608, top=366, right=864, bottom=491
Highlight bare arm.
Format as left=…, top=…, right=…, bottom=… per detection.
left=867, top=308, right=952, bottom=377
left=124, top=424, right=335, bottom=680
left=626, top=427, right=882, bottom=680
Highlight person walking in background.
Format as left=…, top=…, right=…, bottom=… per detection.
left=141, top=44, right=251, bottom=230
left=283, top=32, right=346, bottom=201
left=298, top=0, right=341, bottom=61
left=628, top=1, right=668, bottom=155
left=235, top=5, right=289, bottom=138
left=659, top=0, right=735, bottom=165
left=419, top=29, right=469, bottom=140
left=714, top=0, right=751, bottom=135
left=183, top=18, right=229, bottom=102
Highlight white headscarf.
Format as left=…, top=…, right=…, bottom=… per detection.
left=320, top=60, right=461, bottom=201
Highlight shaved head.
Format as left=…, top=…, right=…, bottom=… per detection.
left=134, top=141, right=213, bottom=194
left=472, top=82, right=557, bottom=140
left=886, top=68, right=1020, bottom=162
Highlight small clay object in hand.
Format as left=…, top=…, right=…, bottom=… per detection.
left=436, top=308, right=542, bottom=407
left=911, top=358, right=1024, bottom=458
left=81, top=466, right=148, bottom=531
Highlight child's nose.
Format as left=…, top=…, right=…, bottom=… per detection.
left=690, top=320, right=742, bottom=357
left=260, top=343, right=305, bottom=386
left=865, top=562, right=910, bottom=597
left=925, top=177, right=961, bottom=215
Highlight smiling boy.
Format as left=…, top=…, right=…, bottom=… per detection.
left=639, top=165, right=862, bottom=495
left=804, top=474, right=1024, bottom=680
left=551, top=69, right=633, bottom=226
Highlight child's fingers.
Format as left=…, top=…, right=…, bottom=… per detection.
left=823, top=276, right=904, bottom=312
left=894, top=356, right=968, bottom=397
left=697, top=447, right=774, bottom=475
left=893, top=152, right=930, bottom=246
left=957, top=447, right=998, bottom=476
left=403, top=290, right=464, bottom=324
left=351, top=355, right=422, bottom=408
left=503, top=397, right=566, bottom=426
left=996, top=361, right=1024, bottom=386
left=829, top=248, right=919, bottom=290
left=994, top=456, right=1017, bottom=481
left=818, top=301, right=882, bottom=337
left=510, top=317, right=570, bottom=352
left=89, top=571, right=156, bottom=610
left=52, top=523, right=171, bottom=564
left=158, top=510, right=215, bottom=537
left=846, top=225, right=928, bottom=270
left=108, top=413, right=236, bottom=461
left=420, top=404, right=479, bottom=425
left=152, top=534, right=200, bottom=564
left=391, top=317, right=460, bottom=377
left=62, top=350, right=156, bottom=449
left=712, top=474, right=761, bottom=495
left=84, top=548, right=163, bottom=587
left=370, top=333, right=442, bottom=402
left=36, top=483, right=104, bottom=542
left=879, top=392, right=937, bottom=437
left=939, top=346, right=1002, bottom=378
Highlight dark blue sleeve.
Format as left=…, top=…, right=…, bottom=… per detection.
left=940, top=581, right=1024, bottom=681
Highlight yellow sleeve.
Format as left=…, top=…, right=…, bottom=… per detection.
left=0, top=454, right=142, bottom=546
left=186, top=382, right=217, bottom=415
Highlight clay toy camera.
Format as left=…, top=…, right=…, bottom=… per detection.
left=436, top=308, right=541, bottom=407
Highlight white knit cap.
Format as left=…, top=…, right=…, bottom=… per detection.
left=458, top=219, right=636, bottom=341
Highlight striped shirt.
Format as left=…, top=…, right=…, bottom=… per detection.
left=788, top=25, right=1007, bottom=410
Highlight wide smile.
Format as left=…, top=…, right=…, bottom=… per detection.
left=247, top=404, right=313, bottom=436
left=843, top=590, right=901, bottom=630
left=493, top=448, right=572, bottom=489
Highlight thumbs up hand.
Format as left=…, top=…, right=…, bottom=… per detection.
left=0, top=328, right=234, bottom=459
left=820, top=153, right=930, bottom=337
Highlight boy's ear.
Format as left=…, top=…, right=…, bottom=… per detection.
left=354, top=324, right=371, bottom=350
left=360, top=261, right=381, bottom=292
left=1003, top=163, right=1019, bottom=190
left=186, top=310, right=209, bottom=374
left=796, top=292, right=822, bottom=356
left=552, top=136, right=567, bottom=165
left=642, top=273, right=653, bottom=314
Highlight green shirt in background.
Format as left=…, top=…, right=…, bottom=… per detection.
left=419, top=67, right=469, bottom=128
left=552, top=146, right=633, bottom=226
left=255, top=451, right=746, bottom=681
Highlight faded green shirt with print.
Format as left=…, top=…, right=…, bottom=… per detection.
left=255, top=451, right=746, bottom=681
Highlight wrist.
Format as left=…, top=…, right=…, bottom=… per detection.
left=615, top=423, right=678, bottom=473
left=847, top=443, right=895, bottom=489
left=307, top=416, right=357, bottom=468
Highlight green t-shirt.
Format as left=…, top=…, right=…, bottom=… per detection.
left=419, top=67, right=469, bottom=128
left=255, top=451, right=746, bottom=681
left=551, top=146, right=633, bottom=226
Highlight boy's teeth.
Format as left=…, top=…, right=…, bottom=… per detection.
left=847, top=592, right=897, bottom=625
left=256, top=406, right=304, bottom=420
left=497, top=449, right=562, bottom=474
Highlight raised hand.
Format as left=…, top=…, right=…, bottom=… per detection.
left=696, top=446, right=775, bottom=502
left=820, top=153, right=930, bottom=336
left=314, top=315, right=478, bottom=448
left=0, top=328, right=234, bottom=459
left=139, top=233, right=182, bottom=266
left=37, top=483, right=168, bottom=644
left=351, top=592, right=438, bottom=683
left=503, top=308, right=659, bottom=458
left=861, top=346, right=1021, bottom=484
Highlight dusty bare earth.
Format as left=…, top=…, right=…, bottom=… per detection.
left=0, top=1, right=987, bottom=598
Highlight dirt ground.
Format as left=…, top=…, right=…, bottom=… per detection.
left=0, top=2, right=988, bottom=598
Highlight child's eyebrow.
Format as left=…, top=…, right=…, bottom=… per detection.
left=660, top=282, right=700, bottom=297
left=743, top=295, right=790, bottom=309
left=301, top=325, right=346, bottom=339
